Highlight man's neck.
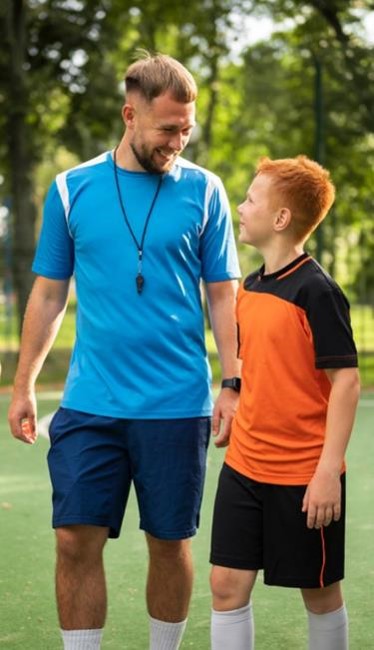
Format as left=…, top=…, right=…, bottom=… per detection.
left=114, top=138, right=145, bottom=172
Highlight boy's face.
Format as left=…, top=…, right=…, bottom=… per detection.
left=237, top=173, right=280, bottom=247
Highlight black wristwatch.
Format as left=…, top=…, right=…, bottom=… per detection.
left=221, top=377, right=241, bottom=393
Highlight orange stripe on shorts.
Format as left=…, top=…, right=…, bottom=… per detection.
left=319, top=527, right=326, bottom=587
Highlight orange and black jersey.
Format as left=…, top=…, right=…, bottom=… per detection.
left=226, top=252, right=358, bottom=486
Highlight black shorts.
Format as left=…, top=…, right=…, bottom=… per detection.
left=210, top=463, right=346, bottom=588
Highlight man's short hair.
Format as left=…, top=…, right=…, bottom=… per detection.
left=256, top=155, right=336, bottom=240
left=125, top=51, right=197, bottom=103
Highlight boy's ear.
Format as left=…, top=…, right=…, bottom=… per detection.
left=274, top=207, right=291, bottom=232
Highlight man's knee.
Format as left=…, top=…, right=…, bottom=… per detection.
left=56, top=525, right=108, bottom=564
left=146, top=534, right=191, bottom=564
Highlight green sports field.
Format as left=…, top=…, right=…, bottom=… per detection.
left=0, top=394, right=373, bottom=649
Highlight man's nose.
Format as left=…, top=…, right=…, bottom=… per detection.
left=168, top=132, right=185, bottom=151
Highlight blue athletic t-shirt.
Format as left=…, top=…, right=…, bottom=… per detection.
left=33, top=151, right=240, bottom=418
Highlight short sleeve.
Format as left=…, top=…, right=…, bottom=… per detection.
left=200, top=178, right=240, bottom=282
left=307, top=286, right=358, bottom=369
left=32, top=180, right=75, bottom=279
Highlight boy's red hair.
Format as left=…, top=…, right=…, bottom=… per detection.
left=256, top=155, right=336, bottom=240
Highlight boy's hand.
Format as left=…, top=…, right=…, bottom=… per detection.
left=211, top=389, right=239, bottom=447
left=302, top=468, right=342, bottom=529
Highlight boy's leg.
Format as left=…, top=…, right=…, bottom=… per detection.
left=56, top=525, right=108, bottom=648
left=210, top=566, right=256, bottom=650
left=301, top=581, right=348, bottom=650
left=209, top=466, right=263, bottom=650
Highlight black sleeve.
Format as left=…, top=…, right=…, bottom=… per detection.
left=306, top=285, right=358, bottom=369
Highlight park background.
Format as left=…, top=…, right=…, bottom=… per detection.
left=0, top=1, right=374, bottom=648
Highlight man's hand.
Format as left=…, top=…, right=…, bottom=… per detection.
left=302, top=468, right=342, bottom=529
left=8, top=393, right=38, bottom=444
left=211, top=389, right=239, bottom=448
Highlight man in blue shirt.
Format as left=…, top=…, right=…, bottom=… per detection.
left=9, top=52, right=241, bottom=649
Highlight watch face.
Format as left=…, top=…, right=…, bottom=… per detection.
left=222, top=378, right=241, bottom=392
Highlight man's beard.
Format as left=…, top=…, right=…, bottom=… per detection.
left=130, top=142, right=176, bottom=174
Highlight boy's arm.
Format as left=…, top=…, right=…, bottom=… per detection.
left=302, top=366, right=360, bottom=529
left=8, top=276, right=70, bottom=444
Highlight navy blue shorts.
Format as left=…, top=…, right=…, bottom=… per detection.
left=48, top=408, right=211, bottom=539
left=210, top=463, right=346, bottom=588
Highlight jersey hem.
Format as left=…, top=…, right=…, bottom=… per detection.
left=60, top=399, right=213, bottom=419
left=224, top=457, right=346, bottom=486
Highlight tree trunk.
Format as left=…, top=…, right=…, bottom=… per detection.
left=6, top=0, right=37, bottom=336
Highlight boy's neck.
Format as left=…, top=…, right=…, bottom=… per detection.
left=261, top=243, right=305, bottom=275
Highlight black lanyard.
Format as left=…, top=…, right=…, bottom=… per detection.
left=113, top=146, right=163, bottom=294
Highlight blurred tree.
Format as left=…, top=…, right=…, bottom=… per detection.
left=0, top=0, right=123, bottom=333
left=205, top=1, right=374, bottom=284
left=0, top=0, right=373, bottom=334
left=2, top=0, right=37, bottom=333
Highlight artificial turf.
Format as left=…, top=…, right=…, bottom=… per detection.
left=0, top=394, right=373, bottom=649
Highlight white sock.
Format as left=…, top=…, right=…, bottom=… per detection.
left=60, top=628, right=103, bottom=649
left=211, top=603, right=254, bottom=650
left=307, top=604, right=348, bottom=650
left=149, top=616, right=187, bottom=650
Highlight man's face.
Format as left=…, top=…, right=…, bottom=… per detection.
left=237, top=173, right=280, bottom=247
left=124, top=91, right=196, bottom=173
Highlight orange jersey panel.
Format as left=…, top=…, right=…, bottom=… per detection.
left=226, top=255, right=358, bottom=485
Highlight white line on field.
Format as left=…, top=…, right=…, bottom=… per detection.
left=38, top=412, right=54, bottom=440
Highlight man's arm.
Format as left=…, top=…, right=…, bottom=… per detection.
left=8, top=276, right=71, bottom=444
left=302, top=366, right=361, bottom=529
left=205, top=279, right=241, bottom=447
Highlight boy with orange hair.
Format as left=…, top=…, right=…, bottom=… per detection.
left=210, top=155, right=360, bottom=649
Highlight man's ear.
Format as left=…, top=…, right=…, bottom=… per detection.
left=274, top=207, right=291, bottom=232
left=122, top=102, right=136, bottom=128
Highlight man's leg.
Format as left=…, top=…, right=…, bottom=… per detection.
left=302, top=581, right=348, bottom=650
left=146, top=534, right=192, bottom=649
left=56, top=525, right=109, bottom=648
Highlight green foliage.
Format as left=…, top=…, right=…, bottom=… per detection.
left=1, top=0, right=374, bottom=327
left=204, top=10, right=374, bottom=286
